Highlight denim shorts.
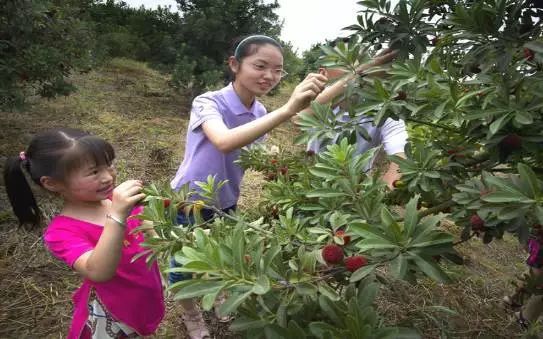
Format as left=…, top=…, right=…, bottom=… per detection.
left=168, top=205, right=236, bottom=285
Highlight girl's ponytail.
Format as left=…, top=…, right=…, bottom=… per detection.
left=3, top=155, right=41, bottom=226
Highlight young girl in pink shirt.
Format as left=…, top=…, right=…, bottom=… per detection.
left=3, top=128, right=164, bottom=338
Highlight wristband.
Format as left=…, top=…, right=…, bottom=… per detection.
left=107, top=214, right=126, bottom=227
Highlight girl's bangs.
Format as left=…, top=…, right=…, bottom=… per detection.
left=57, top=136, right=115, bottom=177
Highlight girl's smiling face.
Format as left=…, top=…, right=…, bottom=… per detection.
left=59, top=160, right=117, bottom=203
left=230, top=43, right=284, bottom=98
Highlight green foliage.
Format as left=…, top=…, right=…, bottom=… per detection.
left=134, top=0, right=543, bottom=335
left=0, top=0, right=95, bottom=108
left=171, top=0, right=283, bottom=93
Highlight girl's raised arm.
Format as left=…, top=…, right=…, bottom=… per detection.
left=202, top=73, right=327, bottom=153
left=73, top=180, right=145, bottom=282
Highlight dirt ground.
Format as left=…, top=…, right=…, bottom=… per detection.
left=0, top=59, right=533, bottom=338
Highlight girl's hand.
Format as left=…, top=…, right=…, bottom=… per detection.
left=284, top=73, right=327, bottom=114
left=356, top=49, right=399, bottom=76
left=110, top=180, right=145, bottom=219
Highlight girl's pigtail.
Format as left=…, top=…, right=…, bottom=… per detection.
left=3, top=156, right=41, bottom=226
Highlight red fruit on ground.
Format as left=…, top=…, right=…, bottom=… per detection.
left=500, top=134, right=522, bottom=150
left=470, top=214, right=485, bottom=229
left=344, top=255, right=368, bottom=272
left=524, top=48, right=535, bottom=61
left=163, top=199, right=171, bottom=208
left=280, top=166, right=288, bottom=175
left=270, top=158, right=278, bottom=165
left=335, top=230, right=351, bottom=245
left=322, top=244, right=344, bottom=264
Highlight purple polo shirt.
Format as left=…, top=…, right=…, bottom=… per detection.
left=171, top=83, right=267, bottom=209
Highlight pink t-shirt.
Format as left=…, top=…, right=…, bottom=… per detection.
left=44, top=206, right=164, bottom=338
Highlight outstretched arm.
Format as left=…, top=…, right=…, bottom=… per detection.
left=294, top=49, right=399, bottom=121
left=203, top=73, right=327, bottom=153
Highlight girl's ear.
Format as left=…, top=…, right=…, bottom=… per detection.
left=40, top=176, right=64, bottom=193
left=228, top=56, right=240, bottom=74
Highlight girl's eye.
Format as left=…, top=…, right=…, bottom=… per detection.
left=254, top=64, right=265, bottom=70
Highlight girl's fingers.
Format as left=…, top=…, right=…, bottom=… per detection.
left=304, top=73, right=327, bottom=82
left=302, top=77, right=326, bottom=91
left=128, top=193, right=146, bottom=204
left=124, top=185, right=143, bottom=197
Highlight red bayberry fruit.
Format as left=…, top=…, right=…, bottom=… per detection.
left=279, top=166, right=288, bottom=175
left=322, top=244, right=344, bottom=264
left=265, top=172, right=277, bottom=181
left=344, top=255, right=368, bottom=272
left=394, top=91, right=407, bottom=101
left=524, top=48, right=535, bottom=61
left=244, top=255, right=252, bottom=264
left=270, top=158, right=278, bottom=165
left=499, top=134, right=522, bottom=151
left=163, top=199, right=171, bottom=208
left=335, top=230, right=351, bottom=245
left=470, top=214, right=485, bottom=230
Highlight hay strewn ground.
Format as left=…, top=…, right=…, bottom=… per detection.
left=0, top=59, right=530, bottom=338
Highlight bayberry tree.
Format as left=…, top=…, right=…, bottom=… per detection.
left=140, top=0, right=543, bottom=336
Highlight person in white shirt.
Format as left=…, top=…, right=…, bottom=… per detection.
left=299, top=48, right=408, bottom=188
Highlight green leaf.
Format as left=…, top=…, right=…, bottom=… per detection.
left=411, top=254, right=451, bottom=283
left=409, top=232, right=454, bottom=248
left=167, top=260, right=214, bottom=273
left=482, top=192, right=532, bottom=203
left=318, top=282, right=340, bottom=301
left=296, top=282, right=318, bottom=296
left=230, top=318, right=269, bottom=331
left=404, top=195, right=420, bottom=237
left=201, top=289, right=221, bottom=311
left=489, top=113, right=511, bottom=136
left=390, top=254, right=408, bottom=279
left=217, top=291, right=252, bottom=317
left=518, top=163, right=541, bottom=198
left=318, top=295, right=342, bottom=325
left=252, top=275, right=271, bottom=295
left=357, top=282, right=379, bottom=308
left=173, top=280, right=225, bottom=300
left=309, top=322, right=337, bottom=339
left=357, top=239, right=398, bottom=251
left=350, top=264, right=376, bottom=282
left=515, top=110, right=533, bottom=125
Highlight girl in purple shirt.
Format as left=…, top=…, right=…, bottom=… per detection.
left=170, top=35, right=327, bottom=338
left=3, top=128, right=164, bottom=338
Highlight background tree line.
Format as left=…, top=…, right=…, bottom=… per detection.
left=0, top=0, right=310, bottom=109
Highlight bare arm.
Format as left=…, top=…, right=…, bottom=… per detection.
left=294, top=49, right=399, bottom=122
left=203, top=73, right=327, bottom=153
left=382, top=152, right=406, bottom=189
left=73, top=180, right=145, bottom=282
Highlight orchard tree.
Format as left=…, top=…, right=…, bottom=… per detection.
left=171, top=0, right=282, bottom=94
left=140, top=0, right=543, bottom=337
left=0, top=0, right=95, bottom=109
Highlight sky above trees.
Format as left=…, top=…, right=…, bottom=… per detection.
left=123, top=0, right=360, bottom=54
